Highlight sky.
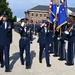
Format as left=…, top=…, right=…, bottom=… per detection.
left=7, top=0, right=75, bottom=18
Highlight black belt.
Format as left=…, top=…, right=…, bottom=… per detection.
left=50, top=30, right=53, bottom=32
left=21, top=37, right=28, bottom=39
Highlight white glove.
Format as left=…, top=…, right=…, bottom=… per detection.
left=49, top=44, right=52, bottom=47
left=64, top=31, right=69, bottom=34
left=41, top=23, right=45, bottom=27
left=21, top=22, right=24, bottom=27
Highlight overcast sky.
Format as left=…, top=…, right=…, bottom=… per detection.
left=7, top=0, right=75, bottom=18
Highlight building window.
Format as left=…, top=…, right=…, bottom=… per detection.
left=32, top=13, right=34, bottom=16
left=36, top=14, right=38, bottom=17
left=44, top=14, right=46, bottom=17
left=40, top=14, right=42, bottom=17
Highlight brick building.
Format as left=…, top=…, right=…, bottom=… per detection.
left=25, top=5, right=49, bottom=22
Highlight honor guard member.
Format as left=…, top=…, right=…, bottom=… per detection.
left=49, top=0, right=65, bottom=56
left=58, top=24, right=67, bottom=60
left=53, top=29, right=60, bottom=56
left=0, top=12, right=12, bottom=72
left=18, top=19, right=31, bottom=69
left=37, top=21, right=52, bottom=67
left=47, top=17, right=54, bottom=53
left=58, top=16, right=70, bottom=60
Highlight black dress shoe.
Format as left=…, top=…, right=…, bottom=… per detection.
left=5, top=69, right=11, bottom=72
left=49, top=52, right=54, bottom=54
left=53, top=55, right=59, bottom=57
left=21, top=62, right=24, bottom=65
left=47, top=64, right=51, bottom=67
left=26, top=66, right=31, bottom=69
left=65, top=63, right=74, bottom=66
left=39, top=60, right=42, bottom=63
left=1, top=64, right=4, bottom=68
left=58, top=58, right=66, bottom=61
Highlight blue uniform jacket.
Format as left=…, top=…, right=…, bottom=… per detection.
left=68, top=25, right=75, bottom=42
left=18, top=25, right=32, bottom=44
left=62, top=25, right=75, bottom=43
left=37, top=26, right=52, bottom=44
left=0, top=21, right=12, bottom=45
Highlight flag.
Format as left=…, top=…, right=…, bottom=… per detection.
left=63, top=0, right=67, bottom=13
left=56, top=4, right=67, bottom=30
left=49, top=0, right=57, bottom=23
left=49, top=0, right=53, bottom=10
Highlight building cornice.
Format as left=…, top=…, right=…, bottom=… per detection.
left=25, top=10, right=49, bottom=13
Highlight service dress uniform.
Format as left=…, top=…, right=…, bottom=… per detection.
left=62, top=13, right=75, bottom=65
left=18, top=22, right=31, bottom=69
left=59, top=24, right=67, bottom=60
left=67, top=25, right=75, bottom=65
left=37, top=22, right=52, bottom=67
left=0, top=12, right=12, bottom=72
left=53, top=30, right=60, bottom=56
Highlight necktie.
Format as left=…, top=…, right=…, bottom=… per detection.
left=44, top=27, right=47, bottom=33
left=24, top=27, right=26, bottom=32
left=3, top=22, right=7, bottom=29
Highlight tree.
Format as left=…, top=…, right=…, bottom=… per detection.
left=13, top=16, right=17, bottom=22
left=0, top=0, right=13, bottom=22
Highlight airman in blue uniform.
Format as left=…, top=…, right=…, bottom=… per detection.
left=62, top=13, right=75, bottom=65
left=66, top=13, right=75, bottom=65
left=28, top=20, right=34, bottom=42
left=53, top=30, right=60, bottom=57
left=37, top=21, right=52, bottom=67
left=35, top=21, right=41, bottom=35
left=58, top=16, right=72, bottom=60
left=18, top=19, right=31, bottom=69
left=58, top=24, right=67, bottom=60
left=46, top=17, right=54, bottom=53
left=0, top=12, right=12, bottom=72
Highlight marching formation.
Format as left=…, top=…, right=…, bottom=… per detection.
left=0, top=0, right=75, bottom=73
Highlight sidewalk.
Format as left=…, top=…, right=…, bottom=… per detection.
left=0, top=30, right=75, bottom=75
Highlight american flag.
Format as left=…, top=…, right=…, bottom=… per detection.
left=49, top=0, right=63, bottom=10
left=49, top=0, right=53, bottom=10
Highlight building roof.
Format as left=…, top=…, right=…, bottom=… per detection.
left=29, top=5, right=49, bottom=11
left=25, top=5, right=75, bottom=13
left=25, top=5, right=49, bottom=12
left=68, top=7, right=75, bottom=12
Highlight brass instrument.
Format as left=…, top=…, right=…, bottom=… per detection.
left=66, top=23, right=75, bottom=32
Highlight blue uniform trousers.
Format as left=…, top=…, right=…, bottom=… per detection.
left=49, top=32, right=54, bottom=53
left=39, top=43, right=50, bottom=64
left=0, top=45, right=4, bottom=65
left=0, top=45, right=10, bottom=69
left=59, top=42, right=66, bottom=60
left=19, top=40, right=30, bottom=66
left=67, top=42, right=74, bottom=64
left=54, top=36, right=59, bottom=56
left=4, top=45, right=10, bottom=69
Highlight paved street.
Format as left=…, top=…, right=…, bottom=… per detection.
left=0, top=30, right=75, bottom=75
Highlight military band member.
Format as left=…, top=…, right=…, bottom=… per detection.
left=62, top=13, right=75, bottom=65
left=66, top=13, right=75, bottom=65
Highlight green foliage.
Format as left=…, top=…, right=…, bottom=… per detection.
left=13, top=16, right=17, bottom=22
left=0, top=0, right=17, bottom=28
left=0, top=0, right=13, bottom=22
